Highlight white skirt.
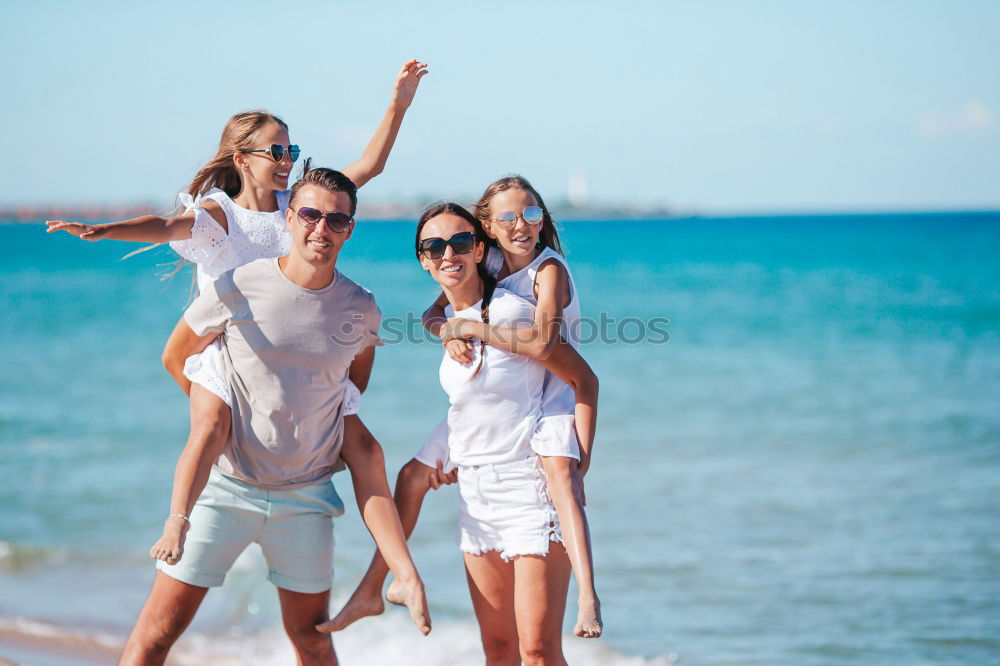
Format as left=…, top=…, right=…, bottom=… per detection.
left=183, top=340, right=361, bottom=414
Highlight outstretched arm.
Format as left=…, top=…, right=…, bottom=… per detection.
left=340, top=59, right=428, bottom=189
left=538, top=339, right=599, bottom=476
left=46, top=200, right=228, bottom=244
left=162, top=316, right=221, bottom=395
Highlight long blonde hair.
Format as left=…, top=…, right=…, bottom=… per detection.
left=136, top=111, right=289, bottom=286
left=187, top=110, right=289, bottom=198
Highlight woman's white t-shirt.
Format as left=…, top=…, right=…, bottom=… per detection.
left=441, top=289, right=546, bottom=467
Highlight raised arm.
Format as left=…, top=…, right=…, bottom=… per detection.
left=340, top=59, right=428, bottom=189
left=538, top=338, right=599, bottom=476
left=162, top=315, right=221, bottom=395
left=46, top=200, right=228, bottom=244
left=443, top=259, right=570, bottom=360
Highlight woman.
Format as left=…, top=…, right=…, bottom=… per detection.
left=412, top=203, right=598, bottom=665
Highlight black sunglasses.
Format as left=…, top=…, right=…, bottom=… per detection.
left=417, top=231, right=477, bottom=259
left=244, top=144, right=300, bottom=163
left=295, top=207, right=353, bottom=232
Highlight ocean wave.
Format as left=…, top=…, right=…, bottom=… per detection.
left=0, top=541, right=72, bottom=574
left=0, top=612, right=671, bottom=666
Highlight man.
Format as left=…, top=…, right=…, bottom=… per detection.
left=119, top=168, right=428, bottom=665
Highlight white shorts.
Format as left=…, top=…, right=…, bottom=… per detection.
left=531, top=414, right=581, bottom=460
left=184, top=341, right=361, bottom=415
left=456, top=456, right=563, bottom=561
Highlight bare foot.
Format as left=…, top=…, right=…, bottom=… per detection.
left=315, top=583, right=385, bottom=633
left=386, top=577, right=432, bottom=635
left=574, top=597, right=603, bottom=638
left=149, top=517, right=189, bottom=566
left=385, top=576, right=406, bottom=607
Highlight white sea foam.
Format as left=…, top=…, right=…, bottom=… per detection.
left=0, top=612, right=669, bottom=666
left=175, top=611, right=670, bottom=666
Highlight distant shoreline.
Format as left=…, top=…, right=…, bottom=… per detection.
left=1, top=203, right=998, bottom=224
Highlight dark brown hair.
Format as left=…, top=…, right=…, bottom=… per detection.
left=289, top=160, right=358, bottom=215
left=186, top=110, right=289, bottom=198
left=472, top=175, right=563, bottom=255
left=416, top=202, right=497, bottom=380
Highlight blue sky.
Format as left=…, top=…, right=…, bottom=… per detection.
left=3, top=0, right=998, bottom=212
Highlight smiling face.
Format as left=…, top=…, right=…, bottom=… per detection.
left=483, top=188, right=543, bottom=260
left=236, top=122, right=294, bottom=192
left=418, top=213, right=485, bottom=289
left=285, top=184, right=354, bottom=267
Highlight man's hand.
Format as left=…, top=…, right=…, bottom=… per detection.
left=46, top=220, right=107, bottom=241
left=391, top=59, right=429, bottom=111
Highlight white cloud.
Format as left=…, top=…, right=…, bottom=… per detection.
left=917, top=101, right=994, bottom=136
left=957, top=102, right=993, bottom=130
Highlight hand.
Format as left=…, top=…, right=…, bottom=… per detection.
left=428, top=459, right=457, bottom=490
left=440, top=317, right=473, bottom=344
left=46, top=220, right=106, bottom=241
left=391, top=59, right=429, bottom=111
left=445, top=338, right=475, bottom=365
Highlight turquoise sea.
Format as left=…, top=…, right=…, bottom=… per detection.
left=1, top=213, right=999, bottom=665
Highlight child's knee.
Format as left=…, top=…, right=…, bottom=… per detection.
left=398, top=458, right=433, bottom=491
left=541, top=457, right=575, bottom=494
left=190, top=406, right=230, bottom=444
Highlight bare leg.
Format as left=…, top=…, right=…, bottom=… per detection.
left=463, top=551, right=520, bottom=666
left=317, top=416, right=430, bottom=635
left=149, top=384, right=230, bottom=566
left=277, top=587, right=338, bottom=666
left=323, top=456, right=435, bottom=631
left=118, top=572, right=209, bottom=665
left=514, top=545, right=572, bottom=666
left=539, top=455, right=603, bottom=638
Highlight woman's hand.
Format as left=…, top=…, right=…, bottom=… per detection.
left=391, top=59, right=429, bottom=111
left=46, top=220, right=107, bottom=241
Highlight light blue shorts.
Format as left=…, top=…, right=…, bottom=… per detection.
left=157, top=469, right=345, bottom=594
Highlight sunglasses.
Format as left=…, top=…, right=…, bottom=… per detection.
left=416, top=231, right=477, bottom=260
left=295, top=207, right=353, bottom=233
left=494, top=205, right=544, bottom=229
left=244, top=144, right=301, bottom=163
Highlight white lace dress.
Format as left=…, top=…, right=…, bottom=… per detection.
left=169, top=188, right=362, bottom=413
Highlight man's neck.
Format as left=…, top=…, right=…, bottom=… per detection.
left=278, top=253, right=338, bottom=290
